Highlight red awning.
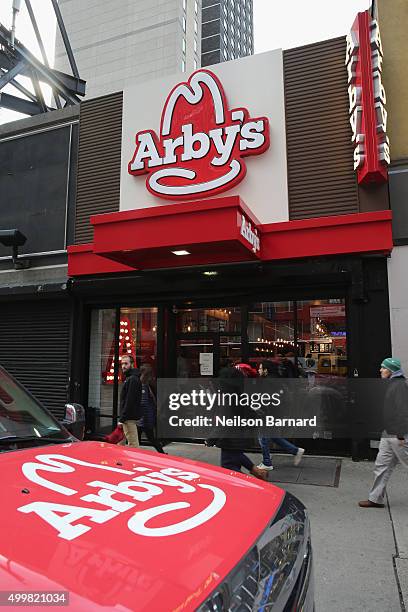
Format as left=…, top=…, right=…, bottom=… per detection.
left=67, top=199, right=393, bottom=277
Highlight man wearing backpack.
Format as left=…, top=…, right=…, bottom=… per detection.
left=359, top=357, right=408, bottom=508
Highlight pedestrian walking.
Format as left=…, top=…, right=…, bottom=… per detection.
left=359, top=357, right=408, bottom=508
left=138, top=363, right=166, bottom=453
left=210, top=362, right=268, bottom=480
left=117, top=354, right=142, bottom=447
left=256, top=359, right=305, bottom=470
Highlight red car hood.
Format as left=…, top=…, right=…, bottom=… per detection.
left=1, top=442, right=284, bottom=611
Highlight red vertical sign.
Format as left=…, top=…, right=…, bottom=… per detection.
left=346, top=11, right=390, bottom=184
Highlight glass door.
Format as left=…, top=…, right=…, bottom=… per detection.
left=176, top=333, right=219, bottom=377
left=173, top=306, right=242, bottom=377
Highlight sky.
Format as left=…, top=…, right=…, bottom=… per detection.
left=0, top=0, right=371, bottom=125
left=253, top=0, right=371, bottom=53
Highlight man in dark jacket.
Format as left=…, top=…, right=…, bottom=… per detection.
left=118, top=355, right=142, bottom=447
left=359, top=357, right=408, bottom=508
left=210, top=363, right=268, bottom=480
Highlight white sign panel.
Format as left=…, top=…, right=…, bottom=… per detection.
left=120, top=50, right=289, bottom=224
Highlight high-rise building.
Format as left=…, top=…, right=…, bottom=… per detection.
left=201, top=0, right=254, bottom=67
left=54, top=0, right=202, bottom=100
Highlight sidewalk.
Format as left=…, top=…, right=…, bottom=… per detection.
left=159, top=442, right=406, bottom=612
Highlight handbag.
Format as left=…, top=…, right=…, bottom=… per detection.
left=104, top=424, right=125, bottom=444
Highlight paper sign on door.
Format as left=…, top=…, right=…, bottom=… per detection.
left=199, top=353, right=213, bottom=376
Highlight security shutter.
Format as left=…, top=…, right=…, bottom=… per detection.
left=0, top=300, right=71, bottom=419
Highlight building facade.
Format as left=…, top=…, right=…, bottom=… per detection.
left=0, top=106, right=79, bottom=419
left=201, top=0, right=254, bottom=67
left=377, top=0, right=408, bottom=373
left=66, top=30, right=391, bottom=457
left=1, top=9, right=394, bottom=458
left=54, top=0, right=202, bottom=99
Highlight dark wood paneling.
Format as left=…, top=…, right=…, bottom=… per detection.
left=75, top=92, right=123, bottom=244
left=284, top=37, right=359, bottom=220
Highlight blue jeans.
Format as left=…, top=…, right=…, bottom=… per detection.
left=221, top=449, right=254, bottom=473
left=259, top=437, right=299, bottom=466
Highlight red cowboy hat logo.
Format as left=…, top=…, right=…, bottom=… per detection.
left=128, top=69, right=270, bottom=200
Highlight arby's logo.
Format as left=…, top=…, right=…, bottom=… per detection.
left=128, top=69, right=270, bottom=200
left=17, top=454, right=227, bottom=541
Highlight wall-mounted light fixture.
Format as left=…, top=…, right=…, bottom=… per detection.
left=0, top=229, right=29, bottom=269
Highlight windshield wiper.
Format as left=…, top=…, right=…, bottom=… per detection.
left=0, top=435, right=72, bottom=444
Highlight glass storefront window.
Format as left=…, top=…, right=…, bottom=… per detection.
left=247, top=299, right=347, bottom=378
left=120, top=307, right=158, bottom=371
left=220, top=335, right=242, bottom=365
left=88, top=309, right=116, bottom=433
left=297, top=299, right=347, bottom=378
left=88, top=307, right=158, bottom=434
left=248, top=302, right=295, bottom=365
left=116, top=308, right=158, bottom=418
left=176, top=307, right=241, bottom=334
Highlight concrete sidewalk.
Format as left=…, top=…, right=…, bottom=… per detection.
left=159, top=442, right=406, bottom=612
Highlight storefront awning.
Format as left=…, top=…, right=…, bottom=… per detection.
left=67, top=201, right=393, bottom=277
left=69, top=196, right=261, bottom=272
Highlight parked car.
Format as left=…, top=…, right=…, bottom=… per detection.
left=0, top=365, right=314, bottom=611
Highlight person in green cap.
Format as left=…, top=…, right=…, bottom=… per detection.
left=359, top=357, right=408, bottom=508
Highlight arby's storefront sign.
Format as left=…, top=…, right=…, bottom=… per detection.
left=119, top=50, right=289, bottom=225
left=66, top=47, right=394, bottom=278
left=240, top=212, right=260, bottom=254
left=128, top=69, right=270, bottom=200
left=346, top=10, right=390, bottom=184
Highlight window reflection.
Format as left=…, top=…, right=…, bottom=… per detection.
left=176, top=308, right=241, bottom=333
left=247, top=299, right=347, bottom=378
left=88, top=309, right=116, bottom=427
left=120, top=308, right=157, bottom=371
left=297, top=300, right=347, bottom=378
left=248, top=302, right=295, bottom=363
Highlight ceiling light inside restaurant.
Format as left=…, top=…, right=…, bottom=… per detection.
left=172, top=250, right=191, bottom=256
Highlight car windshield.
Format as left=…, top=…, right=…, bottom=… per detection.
left=0, top=367, right=70, bottom=443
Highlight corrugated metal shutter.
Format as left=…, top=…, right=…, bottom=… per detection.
left=284, top=37, right=359, bottom=220
left=75, top=92, right=123, bottom=244
left=0, top=300, right=71, bottom=419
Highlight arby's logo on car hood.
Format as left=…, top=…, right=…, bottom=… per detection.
left=128, top=69, right=270, bottom=200
left=1, top=443, right=284, bottom=610
left=16, top=452, right=226, bottom=541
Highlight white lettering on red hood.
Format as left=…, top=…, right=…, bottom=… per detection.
left=128, top=69, right=270, bottom=200
left=17, top=454, right=226, bottom=541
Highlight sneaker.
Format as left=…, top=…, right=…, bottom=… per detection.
left=257, top=462, right=274, bottom=471
left=294, top=448, right=305, bottom=466
left=358, top=500, right=385, bottom=508
left=250, top=466, right=269, bottom=480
